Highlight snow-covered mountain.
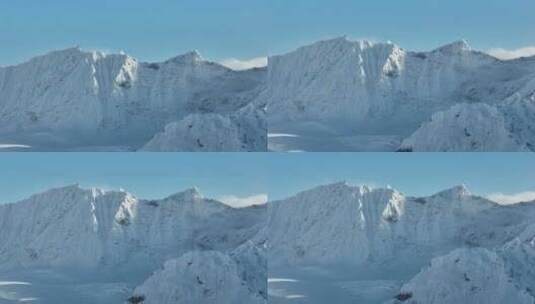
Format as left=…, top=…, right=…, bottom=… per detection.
left=264, top=37, right=535, bottom=151
left=0, top=185, right=266, bottom=304
left=3, top=38, right=535, bottom=151
left=0, top=48, right=266, bottom=151
left=268, top=182, right=535, bottom=303
left=268, top=182, right=494, bottom=265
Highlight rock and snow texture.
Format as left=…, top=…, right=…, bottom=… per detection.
left=0, top=185, right=266, bottom=303
left=132, top=251, right=265, bottom=304
left=400, top=103, right=527, bottom=152
left=268, top=182, right=535, bottom=304
left=0, top=47, right=265, bottom=151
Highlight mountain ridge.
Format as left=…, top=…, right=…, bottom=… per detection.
left=268, top=182, right=517, bottom=266
left=0, top=45, right=265, bottom=151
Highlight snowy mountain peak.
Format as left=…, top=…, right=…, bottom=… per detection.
left=9, top=47, right=131, bottom=70
left=310, top=36, right=401, bottom=49
left=434, top=39, right=471, bottom=53
left=284, top=36, right=392, bottom=59
left=90, top=187, right=107, bottom=199
left=24, top=47, right=87, bottom=64
left=49, top=46, right=84, bottom=56
left=165, top=187, right=203, bottom=202
left=311, top=36, right=352, bottom=47
left=32, top=183, right=84, bottom=196
left=166, top=50, right=203, bottom=64
left=58, top=183, right=82, bottom=190
left=325, top=181, right=353, bottom=189
left=299, top=181, right=369, bottom=196
left=26, top=184, right=133, bottom=204
left=296, top=182, right=403, bottom=200
left=433, top=184, right=471, bottom=199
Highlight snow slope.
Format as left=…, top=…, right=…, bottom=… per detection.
left=400, top=103, right=527, bottom=152
left=132, top=251, right=264, bottom=304
left=140, top=102, right=266, bottom=152
left=0, top=185, right=266, bottom=303
left=0, top=48, right=265, bottom=151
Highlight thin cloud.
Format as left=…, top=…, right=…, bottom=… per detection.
left=486, top=191, right=535, bottom=205
left=218, top=193, right=268, bottom=208
left=487, top=47, right=535, bottom=60
left=219, top=57, right=267, bottom=71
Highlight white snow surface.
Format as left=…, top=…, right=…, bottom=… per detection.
left=0, top=185, right=266, bottom=304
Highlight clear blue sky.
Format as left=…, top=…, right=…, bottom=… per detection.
left=0, top=153, right=270, bottom=204
left=1, top=0, right=534, bottom=66
left=1, top=153, right=535, bottom=204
